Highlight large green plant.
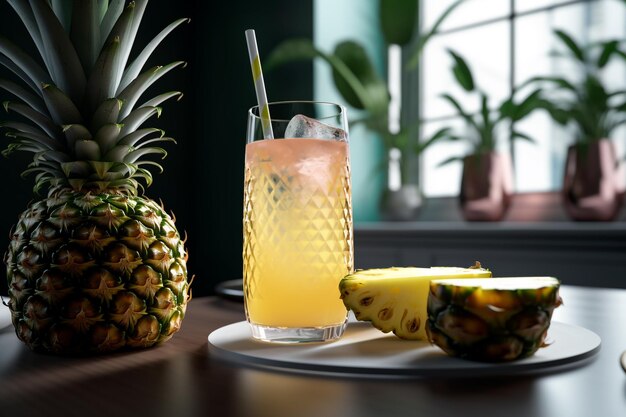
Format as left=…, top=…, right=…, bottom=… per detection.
left=527, top=29, right=626, bottom=145
left=437, top=50, right=543, bottom=165
left=265, top=0, right=464, bottom=183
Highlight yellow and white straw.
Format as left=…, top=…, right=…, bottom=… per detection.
left=245, top=29, right=274, bottom=139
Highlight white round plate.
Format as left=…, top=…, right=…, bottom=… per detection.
left=214, top=279, right=244, bottom=301
left=0, top=299, right=11, bottom=331
left=208, top=321, right=600, bottom=378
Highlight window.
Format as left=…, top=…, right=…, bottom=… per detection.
left=419, top=0, right=626, bottom=197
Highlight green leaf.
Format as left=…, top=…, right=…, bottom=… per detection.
left=109, top=162, right=138, bottom=176
left=91, top=98, right=124, bottom=132
left=92, top=0, right=136, bottom=101
left=508, top=88, right=543, bottom=121
left=34, top=149, right=71, bottom=164
left=512, top=131, right=536, bottom=143
left=5, top=130, right=61, bottom=151
left=265, top=38, right=319, bottom=70
left=2, top=142, right=40, bottom=156
left=62, top=124, right=93, bottom=154
left=448, top=50, right=474, bottom=92
left=124, top=147, right=167, bottom=164
left=130, top=166, right=154, bottom=187
left=437, top=155, right=465, bottom=167
left=135, top=161, right=164, bottom=172
left=0, top=121, right=45, bottom=137
left=109, top=136, right=176, bottom=162
left=93, top=123, right=123, bottom=154
left=24, top=164, right=64, bottom=180
left=265, top=39, right=373, bottom=112
left=88, top=161, right=116, bottom=179
left=134, top=136, right=175, bottom=149
left=480, top=94, right=491, bottom=123
left=332, top=41, right=389, bottom=112
left=0, top=78, right=47, bottom=114
left=440, top=93, right=478, bottom=130
left=598, top=40, right=619, bottom=68
left=523, top=75, right=578, bottom=93
left=379, top=0, right=418, bottom=46
left=31, top=1, right=86, bottom=104
left=536, top=100, right=571, bottom=125
left=498, top=97, right=515, bottom=119
left=97, top=0, right=109, bottom=22
left=41, top=83, right=83, bottom=125
left=585, top=74, right=608, bottom=110
left=50, top=0, right=72, bottom=31
left=407, top=0, right=465, bottom=69
left=0, top=37, right=50, bottom=94
left=119, top=18, right=191, bottom=92
left=85, top=36, right=122, bottom=114
left=415, top=126, right=452, bottom=154
left=117, top=61, right=186, bottom=119
left=140, top=91, right=183, bottom=109
left=71, top=0, right=100, bottom=73
left=74, top=139, right=102, bottom=160
left=118, top=128, right=164, bottom=146
left=99, top=0, right=125, bottom=49
left=554, top=30, right=585, bottom=63
left=5, top=1, right=49, bottom=75
left=479, top=93, right=493, bottom=149
left=115, top=0, right=149, bottom=94
left=119, top=106, right=161, bottom=137
left=61, top=161, right=92, bottom=178
left=103, top=145, right=132, bottom=162
left=3, top=101, right=59, bottom=138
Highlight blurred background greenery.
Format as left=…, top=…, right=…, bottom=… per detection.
left=1, top=0, right=625, bottom=295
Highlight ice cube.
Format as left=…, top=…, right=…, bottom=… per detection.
left=284, top=114, right=347, bottom=141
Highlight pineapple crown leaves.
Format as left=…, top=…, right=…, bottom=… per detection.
left=0, top=0, right=190, bottom=195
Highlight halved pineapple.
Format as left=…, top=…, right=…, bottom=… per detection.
left=426, top=277, right=562, bottom=362
left=339, top=263, right=491, bottom=340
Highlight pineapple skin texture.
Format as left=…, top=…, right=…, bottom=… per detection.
left=5, top=188, right=189, bottom=354
left=426, top=278, right=561, bottom=362
left=339, top=267, right=492, bottom=340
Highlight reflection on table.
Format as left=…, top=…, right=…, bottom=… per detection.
left=0, top=285, right=624, bottom=417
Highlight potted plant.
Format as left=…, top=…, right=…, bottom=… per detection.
left=528, top=29, right=626, bottom=221
left=265, top=0, right=464, bottom=221
left=437, top=50, right=543, bottom=221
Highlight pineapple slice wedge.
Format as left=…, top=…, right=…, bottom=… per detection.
left=426, top=277, right=562, bottom=362
left=339, top=262, right=491, bottom=340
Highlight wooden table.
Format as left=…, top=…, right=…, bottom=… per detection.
left=1, top=285, right=625, bottom=417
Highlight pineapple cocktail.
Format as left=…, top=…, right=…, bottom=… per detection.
left=244, top=101, right=353, bottom=343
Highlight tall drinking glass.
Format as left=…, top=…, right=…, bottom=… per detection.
left=243, top=101, right=353, bottom=343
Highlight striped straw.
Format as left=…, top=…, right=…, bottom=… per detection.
left=245, top=29, right=274, bottom=139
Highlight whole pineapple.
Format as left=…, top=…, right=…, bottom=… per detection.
left=426, top=277, right=562, bottom=362
left=0, top=1, right=190, bottom=354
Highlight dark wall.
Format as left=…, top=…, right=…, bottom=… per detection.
left=0, top=0, right=313, bottom=296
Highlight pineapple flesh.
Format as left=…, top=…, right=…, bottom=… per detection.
left=339, top=263, right=491, bottom=340
left=0, top=1, right=190, bottom=354
left=426, top=277, right=562, bottom=362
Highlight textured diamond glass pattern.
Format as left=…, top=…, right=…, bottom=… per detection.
left=243, top=138, right=353, bottom=328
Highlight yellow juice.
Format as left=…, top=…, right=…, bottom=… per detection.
left=243, top=138, right=353, bottom=328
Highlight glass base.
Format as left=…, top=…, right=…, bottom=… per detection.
left=248, top=321, right=347, bottom=344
